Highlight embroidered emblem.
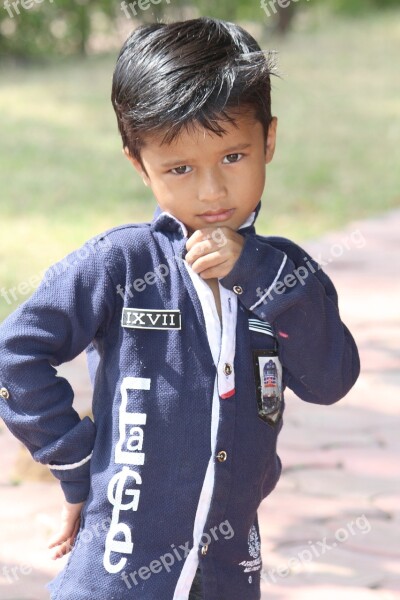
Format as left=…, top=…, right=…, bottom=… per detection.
left=248, top=525, right=261, bottom=559
left=121, top=308, right=181, bottom=330
left=238, top=524, right=262, bottom=573
left=252, top=349, right=283, bottom=426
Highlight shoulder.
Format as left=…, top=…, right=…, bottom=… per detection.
left=87, top=221, right=153, bottom=248
left=83, top=221, right=153, bottom=271
left=253, top=234, right=311, bottom=264
left=254, top=232, right=338, bottom=296
left=45, top=222, right=154, bottom=287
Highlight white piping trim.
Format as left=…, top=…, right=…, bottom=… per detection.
left=237, top=210, right=256, bottom=230
left=249, top=327, right=275, bottom=338
left=249, top=254, right=288, bottom=311
left=248, top=323, right=273, bottom=331
left=153, top=210, right=188, bottom=238
left=48, top=451, right=93, bottom=471
left=248, top=319, right=273, bottom=331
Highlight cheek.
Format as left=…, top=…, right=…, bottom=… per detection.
left=236, top=163, right=265, bottom=195
left=148, top=178, right=177, bottom=204
left=252, top=159, right=266, bottom=189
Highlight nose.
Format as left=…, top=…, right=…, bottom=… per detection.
left=197, top=168, right=227, bottom=204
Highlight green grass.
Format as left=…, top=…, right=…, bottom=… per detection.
left=0, top=7, right=399, bottom=321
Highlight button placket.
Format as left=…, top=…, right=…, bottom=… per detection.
left=217, top=286, right=237, bottom=399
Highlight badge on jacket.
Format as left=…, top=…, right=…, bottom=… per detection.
left=121, top=308, right=181, bottom=330
left=252, top=349, right=283, bottom=427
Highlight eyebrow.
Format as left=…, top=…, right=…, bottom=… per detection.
left=160, top=143, right=252, bottom=168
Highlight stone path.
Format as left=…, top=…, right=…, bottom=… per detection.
left=259, top=210, right=400, bottom=600
left=0, top=210, right=399, bottom=599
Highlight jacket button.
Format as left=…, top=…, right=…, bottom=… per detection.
left=201, top=544, right=208, bottom=556
left=223, top=363, right=232, bottom=376
left=233, top=285, right=243, bottom=294
left=216, top=450, right=227, bottom=462
left=0, top=387, right=10, bottom=400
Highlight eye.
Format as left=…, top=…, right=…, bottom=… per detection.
left=223, top=153, right=244, bottom=164
left=170, top=165, right=192, bottom=175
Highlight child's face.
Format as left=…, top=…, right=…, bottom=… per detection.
left=125, top=110, right=277, bottom=236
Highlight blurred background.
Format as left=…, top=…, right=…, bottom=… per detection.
left=0, top=0, right=399, bottom=322
left=0, top=1, right=400, bottom=599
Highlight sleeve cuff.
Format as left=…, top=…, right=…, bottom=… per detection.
left=60, top=476, right=91, bottom=504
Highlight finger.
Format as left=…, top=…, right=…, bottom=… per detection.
left=48, top=531, right=70, bottom=548
left=48, top=515, right=81, bottom=548
left=191, top=252, right=229, bottom=275
left=185, top=227, right=217, bottom=252
left=198, top=262, right=231, bottom=279
left=185, top=229, right=205, bottom=252
left=186, top=239, right=214, bottom=265
left=49, top=517, right=81, bottom=559
left=50, top=537, right=75, bottom=560
left=48, top=527, right=74, bottom=548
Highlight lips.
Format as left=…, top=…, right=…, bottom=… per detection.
left=198, top=208, right=235, bottom=223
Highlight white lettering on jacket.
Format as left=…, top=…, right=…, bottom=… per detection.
left=103, top=377, right=150, bottom=574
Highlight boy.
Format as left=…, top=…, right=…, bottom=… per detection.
left=0, top=16, right=360, bottom=600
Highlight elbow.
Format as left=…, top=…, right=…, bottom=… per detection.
left=319, top=344, right=361, bottom=405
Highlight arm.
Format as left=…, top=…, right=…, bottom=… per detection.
left=0, top=237, right=116, bottom=503
left=219, top=234, right=360, bottom=404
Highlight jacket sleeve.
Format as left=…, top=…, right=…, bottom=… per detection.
left=0, top=237, right=116, bottom=503
left=220, top=233, right=360, bottom=405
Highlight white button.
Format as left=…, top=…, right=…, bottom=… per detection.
left=233, top=285, right=243, bottom=294
left=201, top=544, right=208, bottom=556
left=0, top=387, right=10, bottom=400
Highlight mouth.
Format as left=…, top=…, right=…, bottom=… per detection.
left=198, top=208, right=235, bottom=223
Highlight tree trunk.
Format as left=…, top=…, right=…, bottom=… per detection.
left=275, top=2, right=297, bottom=35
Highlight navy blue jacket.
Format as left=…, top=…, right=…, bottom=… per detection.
left=0, top=200, right=360, bottom=599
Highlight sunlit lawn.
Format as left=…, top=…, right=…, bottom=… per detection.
left=0, top=7, right=399, bottom=320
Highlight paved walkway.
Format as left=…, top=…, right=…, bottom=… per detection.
left=0, top=210, right=399, bottom=599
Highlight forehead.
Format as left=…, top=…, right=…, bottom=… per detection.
left=141, top=110, right=263, bottom=154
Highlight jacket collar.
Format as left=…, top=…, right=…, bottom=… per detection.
left=150, top=200, right=262, bottom=238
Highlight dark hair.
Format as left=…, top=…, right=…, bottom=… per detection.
left=111, top=17, right=279, bottom=172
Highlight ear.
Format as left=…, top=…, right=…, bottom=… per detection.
left=123, top=146, right=150, bottom=187
left=264, top=116, right=278, bottom=165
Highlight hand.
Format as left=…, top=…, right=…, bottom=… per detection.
left=47, top=499, right=85, bottom=560
left=185, top=226, right=245, bottom=279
